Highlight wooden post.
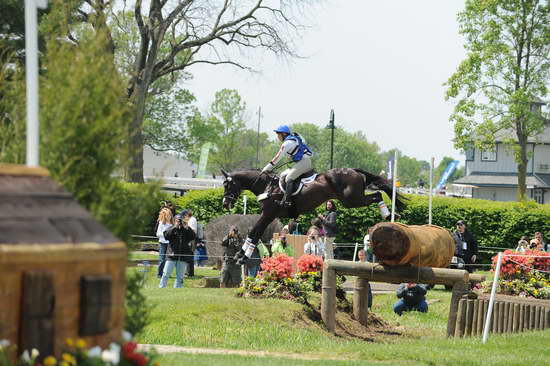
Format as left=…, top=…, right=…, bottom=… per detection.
left=467, top=299, right=475, bottom=336
left=519, top=304, right=525, bottom=332
left=512, top=303, right=519, bottom=333
left=455, top=298, right=466, bottom=337
left=540, top=307, right=546, bottom=330
left=503, top=302, right=510, bottom=333
left=545, top=308, right=550, bottom=329
left=476, top=300, right=484, bottom=336
left=482, top=300, right=489, bottom=333
left=506, top=302, right=513, bottom=333
left=353, top=277, right=369, bottom=326
left=447, top=280, right=468, bottom=337
left=498, top=302, right=505, bottom=334
left=471, top=300, right=478, bottom=336
left=533, top=306, right=540, bottom=330
left=492, top=302, right=499, bottom=333
left=321, top=266, right=337, bottom=332
left=529, top=305, right=535, bottom=330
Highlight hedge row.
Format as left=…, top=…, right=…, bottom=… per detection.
left=174, top=189, right=550, bottom=251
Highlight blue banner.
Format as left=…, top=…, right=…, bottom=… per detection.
left=387, top=157, right=394, bottom=180
left=436, top=160, right=460, bottom=191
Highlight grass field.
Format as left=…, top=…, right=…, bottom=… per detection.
left=133, top=267, right=550, bottom=366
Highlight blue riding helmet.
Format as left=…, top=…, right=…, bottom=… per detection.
left=273, top=125, right=291, bottom=134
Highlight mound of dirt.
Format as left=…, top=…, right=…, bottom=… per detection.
left=293, top=304, right=403, bottom=342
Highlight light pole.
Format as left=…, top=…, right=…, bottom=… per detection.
left=325, top=109, right=336, bottom=169
left=25, top=0, right=48, bottom=166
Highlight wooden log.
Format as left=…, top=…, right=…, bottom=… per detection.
left=326, top=260, right=469, bottom=286
left=540, top=307, right=546, bottom=330
left=471, top=300, right=478, bottom=336
left=353, top=277, right=370, bottom=326
left=492, top=302, right=499, bottom=334
left=503, top=302, right=510, bottom=333
left=321, top=267, right=337, bottom=332
left=529, top=305, right=535, bottom=330
left=499, top=302, right=506, bottom=334
left=469, top=274, right=486, bottom=284
left=455, top=298, right=467, bottom=337
left=507, top=302, right=513, bottom=333
left=476, top=299, right=484, bottom=336
left=447, top=280, right=469, bottom=337
left=482, top=299, right=489, bottom=334
left=465, top=299, right=474, bottom=336
left=371, top=223, right=455, bottom=267
left=534, top=306, right=540, bottom=330
left=545, top=308, right=550, bottom=330
left=519, top=304, right=525, bottom=332
left=512, top=303, right=520, bottom=333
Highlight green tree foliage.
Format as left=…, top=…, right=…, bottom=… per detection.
left=446, top=0, right=550, bottom=200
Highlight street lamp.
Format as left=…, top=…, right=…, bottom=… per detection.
left=325, top=109, right=336, bottom=169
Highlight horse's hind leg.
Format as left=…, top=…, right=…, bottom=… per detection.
left=340, top=190, right=382, bottom=209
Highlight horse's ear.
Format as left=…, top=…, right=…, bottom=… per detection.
left=221, top=169, right=229, bottom=178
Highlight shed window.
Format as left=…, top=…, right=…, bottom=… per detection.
left=80, top=275, right=112, bottom=336
left=481, top=148, right=497, bottom=162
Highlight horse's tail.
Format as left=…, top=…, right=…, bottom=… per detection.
left=353, top=168, right=408, bottom=212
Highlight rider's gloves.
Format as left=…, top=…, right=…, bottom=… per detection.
left=261, top=162, right=274, bottom=174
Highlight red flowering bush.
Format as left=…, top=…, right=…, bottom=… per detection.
left=296, top=254, right=323, bottom=273
left=260, top=254, right=294, bottom=281
left=493, top=250, right=550, bottom=279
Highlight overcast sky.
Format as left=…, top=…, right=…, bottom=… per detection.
left=185, top=1, right=467, bottom=166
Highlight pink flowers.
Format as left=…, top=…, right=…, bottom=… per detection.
left=260, top=254, right=294, bottom=280
left=297, top=254, right=323, bottom=273
left=493, top=249, right=550, bottom=279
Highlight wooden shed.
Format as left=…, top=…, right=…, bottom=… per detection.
left=0, top=164, right=127, bottom=357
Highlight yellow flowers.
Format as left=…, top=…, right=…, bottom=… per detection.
left=43, top=355, right=57, bottom=366
left=62, top=353, right=76, bottom=365
left=75, top=339, right=87, bottom=349
left=65, top=338, right=74, bottom=347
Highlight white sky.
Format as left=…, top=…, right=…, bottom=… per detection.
left=185, top=1, right=467, bottom=166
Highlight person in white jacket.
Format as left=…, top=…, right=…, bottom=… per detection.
left=156, top=208, right=173, bottom=278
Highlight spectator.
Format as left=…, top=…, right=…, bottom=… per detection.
left=530, top=232, right=547, bottom=251
left=220, top=226, right=243, bottom=288
left=452, top=220, right=478, bottom=273
left=288, top=219, right=300, bottom=235
left=246, top=243, right=262, bottom=278
left=356, top=249, right=373, bottom=308
left=363, top=227, right=376, bottom=262
left=393, top=283, right=428, bottom=316
left=159, top=214, right=196, bottom=288
left=194, top=239, right=208, bottom=267
left=318, top=200, right=338, bottom=248
left=516, top=235, right=530, bottom=253
left=181, top=209, right=198, bottom=276
left=307, top=218, right=324, bottom=239
left=271, top=233, right=295, bottom=257
left=155, top=208, right=173, bottom=278
left=304, top=232, right=324, bottom=257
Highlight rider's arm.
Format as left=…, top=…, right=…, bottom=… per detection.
left=270, top=140, right=297, bottom=166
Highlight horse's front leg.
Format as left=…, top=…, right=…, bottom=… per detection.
left=235, top=213, right=275, bottom=265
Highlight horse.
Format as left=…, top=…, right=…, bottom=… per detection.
left=220, top=167, right=407, bottom=263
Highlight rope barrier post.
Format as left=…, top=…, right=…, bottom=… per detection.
left=428, top=157, right=434, bottom=225
left=353, top=242, right=359, bottom=262
left=390, top=151, right=398, bottom=222
left=483, top=252, right=503, bottom=344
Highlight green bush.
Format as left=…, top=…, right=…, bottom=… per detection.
left=175, top=189, right=550, bottom=253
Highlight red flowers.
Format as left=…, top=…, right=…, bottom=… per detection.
left=260, top=254, right=294, bottom=280
left=297, top=254, right=324, bottom=273
left=493, top=249, right=550, bottom=279
left=122, top=342, right=148, bottom=366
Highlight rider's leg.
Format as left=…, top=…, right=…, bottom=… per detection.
left=278, top=157, right=312, bottom=207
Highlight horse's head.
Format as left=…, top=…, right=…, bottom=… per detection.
left=221, top=169, right=242, bottom=210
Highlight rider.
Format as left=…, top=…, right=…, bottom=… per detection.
left=261, top=125, right=313, bottom=208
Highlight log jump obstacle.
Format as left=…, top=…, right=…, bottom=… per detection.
left=321, top=260, right=476, bottom=336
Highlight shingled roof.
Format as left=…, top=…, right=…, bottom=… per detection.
left=0, top=164, right=119, bottom=245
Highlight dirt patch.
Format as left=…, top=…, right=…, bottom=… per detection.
left=293, top=304, right=404, bottom=342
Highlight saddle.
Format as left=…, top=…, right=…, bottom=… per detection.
left=258, top=170, right=317, bottom=202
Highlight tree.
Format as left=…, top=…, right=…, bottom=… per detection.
left=84, top=0, right=319, bottom=182
left=446, top=0, right=550, bottom=200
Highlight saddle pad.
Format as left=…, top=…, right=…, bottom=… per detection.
left=279, top=173, right=318, bottom=196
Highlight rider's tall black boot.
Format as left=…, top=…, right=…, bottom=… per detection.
left=278, top=178, right=296, bottom=208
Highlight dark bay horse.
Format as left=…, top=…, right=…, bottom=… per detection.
left=221, top=167, right=407, bottom=262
